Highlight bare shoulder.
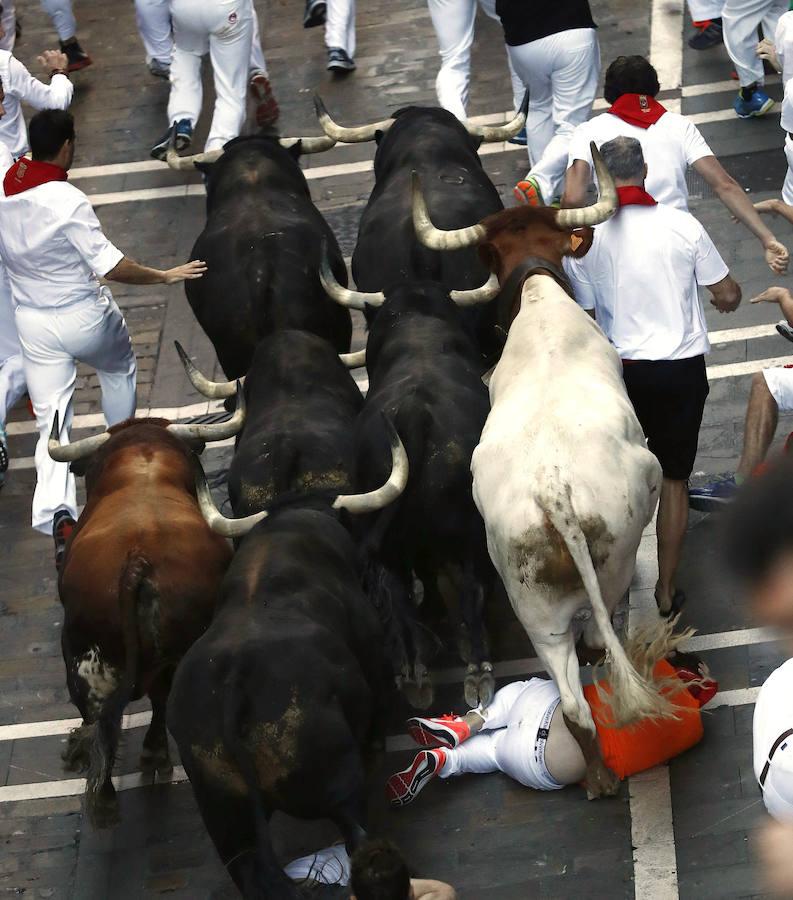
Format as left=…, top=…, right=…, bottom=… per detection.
left=411, top=878, right=458, bottom=900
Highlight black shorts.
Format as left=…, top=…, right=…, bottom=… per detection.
left=621, top=354, right=709, bottom=481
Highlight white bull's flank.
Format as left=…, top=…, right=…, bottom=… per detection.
left=471, top=273, right=666, bottom=797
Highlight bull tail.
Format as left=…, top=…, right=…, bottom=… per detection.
left=540, top=485, right=674, bottom=728
left=85, top=550, right=152, bottom=828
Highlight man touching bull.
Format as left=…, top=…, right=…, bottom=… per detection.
left=565, top=136, right=741, bottom=616
left=0, top=109, right=206, bottom=567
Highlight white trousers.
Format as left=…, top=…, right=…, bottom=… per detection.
left=169, top=0, right=253, bottom=152
left=14, top=290, right=137, bottom=534
left=325, top=0, right=355, bottom=56
left=723, top=0, right=788, bottom=86
left=439, top=678, right=565, bottom=791
left=139, top=0, right=267, bottom=74
left=687, top=0, right=725, bottom=20
left=0, top=355, right=25, bottom=424
left=511, top=27, right=599, bottom=203
left=0, top=2, right=15, bottom=52
left=427, top=0, right=524, bottom=120
left=0, top=268, right=24, bottom=424
left=39, top=0, right=76, bottom=41
left=783, top=133, right=793, bottom=205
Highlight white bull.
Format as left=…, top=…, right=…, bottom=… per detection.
left=471, top=273, right=665, bottom=797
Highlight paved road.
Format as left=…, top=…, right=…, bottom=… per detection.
left=0, top=0, right=791, bottom=897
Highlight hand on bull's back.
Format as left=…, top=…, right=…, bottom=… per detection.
left=164, top=259, right=208, bottom=284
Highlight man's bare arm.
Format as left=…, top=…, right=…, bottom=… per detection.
left=561, top=159, right=591, bottom=209
left=706, top=273, right=741, bottom=313
left=105, top=257, right=207, bottom=285
left=410, top=878, right=457, bottom=900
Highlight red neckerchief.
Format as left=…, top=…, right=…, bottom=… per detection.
left=617, top=185, right=657, bottom=207
left=3, top=158, right=67, bottom=196
left=607, top=93, right=667, bottom=129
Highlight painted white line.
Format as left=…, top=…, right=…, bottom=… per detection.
left=0, top=710, right=153, bottom=742
left=0, top=766, right=188, bottom=804
left=704, top=686, right=761, bottom=709
left=90, top=184, right=205, bottom=207
left=630, top=767, right=679, bottom=900
left=690, top=105, right=779, bottom=125
left=683, top=74, right=780, bottom=98
left=650, top=0, right=684, bottom=93
left=707, top=354, right=793, bottom=380
left=710, top=323, right=778, bottom=345
left=685, top=626, right=781, bottom=652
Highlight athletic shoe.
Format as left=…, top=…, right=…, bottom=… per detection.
left=0, top=422, right=7, bottom=486
left=386, top=749, right=446, bottom=807
left=734, top=89, right=774, bottom=118
left=777, top=320, right=793, bottom=343
left=249, top=72, right=279, bottom=126
left=304, top=0, right=327, bottom=28
left=327, top=48, right=356, bottom=72
left=147, top=57, right=170, bottom=78
left=508, top=127, right=528, bottom=146
left=151, top=119, right=193, bottom=161
left=59, top=38, right=92, bottom=72
left=688, top=474, right=739, bottom=511
left=407, top=713, right=470, bottom=749
left=688, top=20, right=723, bottom=50
left=514, top=176, right=544, bottom=207
left=53, top=509, right=77, bottom=571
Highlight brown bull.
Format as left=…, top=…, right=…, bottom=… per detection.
left=49, top=398, right=243, bottom=827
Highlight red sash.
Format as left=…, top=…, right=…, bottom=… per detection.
left=616, top=186, right=657, bottom=207
left=607, top=93, right=667, bottom=129
left=4, top=158, right=67, bottom=196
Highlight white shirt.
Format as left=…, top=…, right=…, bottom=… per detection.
left=775, top=12, right=793, bottom=132
left=283, top=845, right=350, bottom=885
left=754, top=659, right=793, bottom=823
left=0, top=142, right=19, bottom=362
left=0, top=51, right=73, bottom=158
left=566, top=110, right=714, bottom=211
left=0, top=177, right=123, bottom=309
left=564, top=201, right=729, bottom=360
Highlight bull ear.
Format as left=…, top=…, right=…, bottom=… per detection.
left=286, top=139, right=303, bottom=161
left=374, top=129, right=386, bottom=144
left=564, top=227, right=594, bottom=258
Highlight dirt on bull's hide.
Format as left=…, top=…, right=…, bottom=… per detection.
left=247, top=689, right=303, bottom=793
left=514, top=513, right=615, bottom=587
left=191, top=741, right=248, bottom=794
left=241, top=468, right=350, bottom=508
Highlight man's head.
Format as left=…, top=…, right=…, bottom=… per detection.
left=600, top=136, right=647, bottom=187
left=29, top=109, right=75, bottom=168
left=603, top=55, right=661, bottom=104
left=350, top=839, right=413, bottom=900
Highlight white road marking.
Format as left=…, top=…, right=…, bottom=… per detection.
left=704, top=686, right=761, bottom=709
left=690, top=106, right=779, bottom=125
left=707, top=354, right=793, bottom=380
left=709, top=323, right=779, bottom=344
left=0, top=766, right=188, bottom=804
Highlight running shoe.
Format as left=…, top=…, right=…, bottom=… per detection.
left=688, top=20, right=723, bottom=50
left=147, top=57, right=170, bottom=78
left=688, top=474, right=739, bottom=511
left=327, top=48, right=355, bottom=72
left=734, top=88, right=774, bottom=118
left=60, top=38, right=92, bottom=72
left=514, top=176, right=544, bottom=207
left=386, top=749, right=446, bottom=807
left=508, top=127, right=528, bottom=146
left=304, top=0, right=326, bottom=28
left=53, top=509, right=77, bottom=571
left=151, top=118, right=193, bottom=161
left=249, top=72, right=279, bottom=126
left=407, top=713, right=470, bottom=749
left=777, top=320, right=793, bottom=343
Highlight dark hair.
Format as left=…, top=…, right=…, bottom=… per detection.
left=29, top=109, right=74, bottom=161
left=723, top=454, right=793, bottom=582
left=350, top=839, right=411, bottom=900
left=603, top=56, right=661, bottom=104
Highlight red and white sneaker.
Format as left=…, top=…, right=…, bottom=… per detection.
left=513, top=176, right=544, bottom=207
left=386, top=749, right=446, bottom=807
left=407, top=713, right=470, bottom=749
left=249, top=72, right=279, bottom=127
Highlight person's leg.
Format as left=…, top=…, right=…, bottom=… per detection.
left=168, top=2, right=208, bottom=131
left=427, top=0, right=477, bottom=120
left=438, top=732, right=501, bottom=777
left=205, top=0, right=252, bottom=152
left=688, top=0, right=725, bottom=18
left=524, top=28, right=599, bottom=203
left=723, top=0, right=770, bottom=87
left=737, top=371, right=781, bottom=478
left=135, top=0, right=173, bottom=69
left=478, top=0, right=524, bottom=112
left=325, top=0, right=356, bottom=58
left=783, top=136, right=793, bottom=206
left=248, top=0, right=268, bottom=75
left=40, top=0, right=75, bottom=41
left=0, top=2, right=15, bottom=52
left=0, top=355, right=26, bottom=423
left=760, top=0, right=788, bottom=45
left=655, top=477, right=689, bottom=612
left=509, top=39, right=553, bottom=203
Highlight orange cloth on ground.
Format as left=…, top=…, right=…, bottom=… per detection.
left=582, top=659, right=703, bottom=779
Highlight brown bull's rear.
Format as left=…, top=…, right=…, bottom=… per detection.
left=55, top=420, right=233, bottom=828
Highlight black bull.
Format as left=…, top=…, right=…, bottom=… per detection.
left=185, top=134, right=352, bottom=381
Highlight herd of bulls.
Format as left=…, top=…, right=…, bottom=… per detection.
left=46, top=95, right=676, bottom=897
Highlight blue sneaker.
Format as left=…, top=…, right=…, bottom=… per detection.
left=734, top=89, right=774, bottom=118
left=151, top=118, right=193, bottom=161
left=688, top=474, right=739, bottom=511
left=508, top=127, right=528, bottom=146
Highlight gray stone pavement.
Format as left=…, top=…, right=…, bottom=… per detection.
left=0, top=0, right=791, bottom=897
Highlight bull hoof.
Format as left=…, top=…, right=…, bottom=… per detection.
left=87, top=791, right=121, bottom=829
left=62, top=725, right=93, bottom=774
left=403, top=678, right=434, bottom=710
left=584, top=762, right=621, bottom=800
left=464, top=662, right=495, bottom=709
left=140, top=744, right=172, bottom=777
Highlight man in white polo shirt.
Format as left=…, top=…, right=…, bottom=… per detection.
left=0, top=109, right=206, bottom=568
left=561, top=55, right=788, bottom=276
left=565, top=135, right=741, bottom=617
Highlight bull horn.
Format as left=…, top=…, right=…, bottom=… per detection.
left=313, top=94, right=393, bottom=143
left=412, top=170, right=487, bottom=251
left=333, top=415, right=408, bottom=514
left=279, top=135, right=338, bottom=154
left=165, top=123, right=225, bottom=171
left=465, top=89, right=529, bottom=143
left=319, top=240, right=385, bottom=310
left=47, top=411, right=111, bottom=463
left=339, top=348, right=366, bottom=368
left=449, top=272, right=500, bottom=306
left=167, top=382, right=246, bottom=443
left=174, top=341, right=240, bottom=399
left=194, top=457, right=267, bottom=538
left=555, top=141, right=618, bottom=229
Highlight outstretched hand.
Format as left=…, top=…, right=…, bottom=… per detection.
left=163, top=260, right=207, bottom=284
left=750, top=286, right=793, bottom=305
left=756, top=38, right=782, bottom=72
left=755, top=199, right=781, bottom=217
left=765, top=240, right=789, bottom=275
left=37, top=49, right=69, bottom=74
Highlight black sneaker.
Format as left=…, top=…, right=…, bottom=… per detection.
left=151, top=118, right=193, bottom=161
left=327, top=47, right=355, bottom=72
left=777, top=320, right=793, bottom=343
left=60, top=38, right=92, bottom=71
left=304, top=0, right=326, bottom=28
left=53, top=510, right=77, bottom=571
left=688, top=20, right=723, bottom=50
